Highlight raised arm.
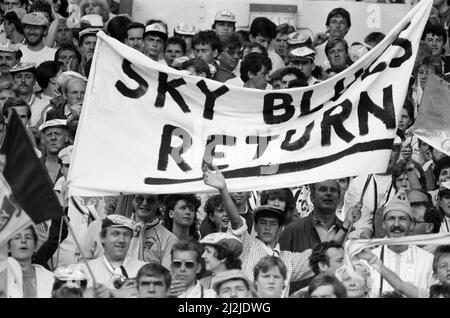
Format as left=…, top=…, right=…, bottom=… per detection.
left=333, top=202, right=362, bottom=245
left=202, top=165, right=243, bottom=230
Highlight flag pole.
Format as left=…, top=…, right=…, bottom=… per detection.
left=54, top=216, right=64, bottom=270
left=62, top=215, right=97, bottom=287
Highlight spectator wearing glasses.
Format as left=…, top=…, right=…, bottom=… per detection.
left=169, top=240, right=216, bottom=298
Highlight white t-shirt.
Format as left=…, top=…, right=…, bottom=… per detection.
left=268, top=50, right=285, bottom=74
left=20, top=45, right=57, bottom=66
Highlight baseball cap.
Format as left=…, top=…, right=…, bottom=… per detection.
left=382, top=199, right=414, bottom=221
left=289, top=46, right=315, bottom=61
left=58, top=145, right=74, bottom=165
left=253, top=205, right=285, bottom=224
left=21, top=12, right=48, bottom=26
left=200, top=232, right=243, bottom=257
left=287, top=29, right=313, bottom=46
left=102, top=214, right=134, bottom=232
left=348, top=42, right=369, bottom=63
left=211, top=269, right=251, bottom=293
left=9, top=62, right=36, bottom=74
left=79, top=27, right=100, bottom=39
left=39, top=119, right=68, bottom=132
left=144, top=23, right=168, bottom=40
left=214, top=9, right=236, bottom=23
left=174, top=23, right=196, bottom=36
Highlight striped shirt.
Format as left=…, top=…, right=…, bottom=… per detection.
left=230, top=219, right=314, bottom=297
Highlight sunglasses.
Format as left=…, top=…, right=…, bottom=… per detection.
left=134, top=196, right=157, bottom=205
left=171, top=260, right=196, bottom=269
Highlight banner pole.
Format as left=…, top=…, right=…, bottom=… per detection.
left=62, top=215, right=97, bottom=287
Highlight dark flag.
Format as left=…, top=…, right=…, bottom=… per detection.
left=0, top=110, right=63, bottom=245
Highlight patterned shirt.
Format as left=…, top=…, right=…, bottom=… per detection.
left=230, top=218, right=314, bottom=297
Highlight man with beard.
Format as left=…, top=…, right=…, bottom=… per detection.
left=368, top=199, right=434, bottom=298
left=0, top=45, right=21, bottom=82
left=20, top=12, right=57, bottom=65
left=38, top=118, right=68, bottom=184
left=10, top=62, right=51, bottom=127
left=77, top=28, right=99, bottom=77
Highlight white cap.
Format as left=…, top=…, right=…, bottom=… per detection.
left=214, top=9, right=236, bottom=23
left=79, top=14, right=104, bottom=27
left=39, top=119, right=68, bottom=132
left=289, top=46, right=316, bottom=60
left=144, top=23, right=168, bottom=40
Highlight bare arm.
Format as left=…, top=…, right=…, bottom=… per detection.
left=203, top=165, right=243, bottom=230
left=333, top=202, right=362, bottom=245
left=357, top=249, right=419, bottom=298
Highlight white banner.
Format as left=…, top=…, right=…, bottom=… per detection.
left=69, top=0, right=432, bottom=196
left=413, top=74, right=450, bottom=157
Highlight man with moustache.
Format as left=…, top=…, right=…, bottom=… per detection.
left=10, top=62, right=50, bottom=127
left=20, top=12, right=56, bottom=65
left=368, top=199, right=434, bottom=298
left=0, top=45, right=21, bottom=82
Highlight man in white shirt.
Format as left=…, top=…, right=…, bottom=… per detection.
left=369, top=199, right=434, bottom=298
left=169, top=240, right=215, bottom=298
left=19, top=12, right=56, bottom=66
left=76, top=215, right=146, bottom=296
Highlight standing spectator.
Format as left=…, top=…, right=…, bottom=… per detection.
left=369, top=200, right=434, bottom=298
left=162, top=194, right=200, bottom=241
left=238, top=52, right=272, bottom=89
left=0, top=0, right=27, bottom=12
left=438, top=182, right=450, bottom=232
left=77, top=28, right=99, bottom=76
left=308, top=273, right=347, bottom=298
left=54, top=43, right=81, bottom=72
left=38, top=119, right=68, bottom=184
left=0, top=45, right=21, bottom=82
left=3, top=10, right=25, bottom=50
left=254, top=256, right=287, bottom=298
left=163, top=37, right=186, bottom=68
left=272, top=23, right=295, bottom=65
left=421, top=23, right=450, bottom=74
left=203, top=165, right=315, bottom=297
left=199, top=194, right=230, bottom=237
left=20, top=12, right=57, bottom=65
left=325, top=38, right=350, bottom=76
left=10, top=62, right=50, bottom=127
left=288, top=46, right=321, bottom=85
left=124, top=22, right=144, bottom=53
left=249, top=17, right=284, bottom=74
left=76, top=215, right=146, bottom=296
left=213, top=33, right=241, bottom=82
left=0, top=81, right=15, bottom=113
left=169, top=240, right=216, bottom=298
left=313, top=7, right=351, bottom=70
left=199, top=232, right=243, bottom=289
left=193, top=30, right=222, bottom=75
left=173, top=23, right=196, bottom=58
left=212, top=269, right=253, bottom=298
left=55, top=18, right=74, bottom=48
left=143, top=21, right=167, bottom=63
left=212, top=9, right=236, bottom=42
